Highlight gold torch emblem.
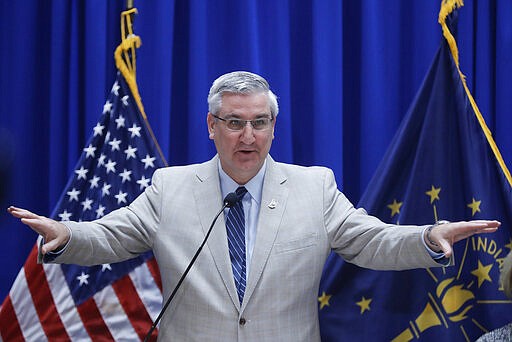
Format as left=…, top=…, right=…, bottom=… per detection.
left=392, top=278, right=475, bottom=341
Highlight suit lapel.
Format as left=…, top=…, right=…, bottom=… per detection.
left=194, top=156, right=241, bottom=309
left=242, top=157, right=288, bottom=310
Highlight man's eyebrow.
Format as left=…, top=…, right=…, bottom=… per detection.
left=222, top=113, right=238, bottom=118
left=223, top=113, right=271, bottom=118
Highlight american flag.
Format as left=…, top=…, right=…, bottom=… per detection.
left=0, top=72, right=165, bottom=341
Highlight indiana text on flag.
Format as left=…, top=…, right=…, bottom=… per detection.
left=319, top=1, right=512, bottom=341
left=0, top=8, right=166, bottom=341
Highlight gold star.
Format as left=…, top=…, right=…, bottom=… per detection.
left=318, top=291, right=332, bottom=310
left=387, top=199, right=403, bottom=217
left=471, top=260, right=493, bottom=288
left=467, top=198, right=481, bottom=216
left=505, top=238, right=512, bottom=251
left=425, top=185, right=441, bottom=204
left=356, top=296, right=372, bottom=314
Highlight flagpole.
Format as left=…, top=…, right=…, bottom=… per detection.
left=115, top=4, right=169, bottom=167
left=125, top=0, right=135, bottom=38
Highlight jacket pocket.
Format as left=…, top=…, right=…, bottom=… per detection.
left=274, top=232, right=318, bottom=254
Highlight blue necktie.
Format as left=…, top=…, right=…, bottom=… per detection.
left=226, top=186, right=248, bottom=304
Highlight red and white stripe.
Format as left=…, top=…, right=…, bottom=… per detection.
left=0, top=244, right=162, bottom=341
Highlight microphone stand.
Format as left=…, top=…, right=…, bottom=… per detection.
left=143, top=194, right=238, bottom=341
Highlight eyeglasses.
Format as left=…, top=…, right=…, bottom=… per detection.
left=212, top=114, right=274, bottom=131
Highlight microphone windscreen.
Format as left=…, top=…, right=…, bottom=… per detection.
left=224, top=192, right=239, bottom=208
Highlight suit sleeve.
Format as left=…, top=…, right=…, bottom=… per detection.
left=322, top=168, right=442, bottom=270
left=49, top=168, right=164, bottom=266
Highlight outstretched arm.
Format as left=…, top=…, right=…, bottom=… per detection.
left=424, top=220, right=500, bottom=257
left=8, top=206, right=70, bottom=255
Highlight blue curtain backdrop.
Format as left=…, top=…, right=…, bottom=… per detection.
left=1, top=0, right=511, bottom=306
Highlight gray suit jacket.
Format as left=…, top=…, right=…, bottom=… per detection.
left=57, top=155, right=440, bottom=341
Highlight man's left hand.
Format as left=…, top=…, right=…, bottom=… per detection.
left=424, top=220, right=500, bottom=257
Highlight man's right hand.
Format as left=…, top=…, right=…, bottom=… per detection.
left=8, top=206, right=70, bottom=254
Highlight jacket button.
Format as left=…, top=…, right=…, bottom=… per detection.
left=239, top=318, right=247, bottom=326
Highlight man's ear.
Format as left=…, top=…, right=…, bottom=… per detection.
left=207, top=113, right=215, bottom=139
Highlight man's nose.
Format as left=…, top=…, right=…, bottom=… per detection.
left=240, top=123, right=256, bottom=143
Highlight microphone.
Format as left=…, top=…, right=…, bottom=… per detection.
left=223, top=192, right=239, bottom=208
left=143, top=192, right=239, bottom=341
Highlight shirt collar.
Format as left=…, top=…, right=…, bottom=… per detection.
left=218, top=159, right=266, bottom=205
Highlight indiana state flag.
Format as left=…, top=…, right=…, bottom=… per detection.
left=319, top=2, right=512, bottom=342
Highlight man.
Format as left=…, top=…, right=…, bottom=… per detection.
left=9, top=71, right=500, bottom=341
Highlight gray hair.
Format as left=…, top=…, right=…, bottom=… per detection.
left=501, top=251, right=512, bottom=298
left=208, top=71, right=279, bottom=118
